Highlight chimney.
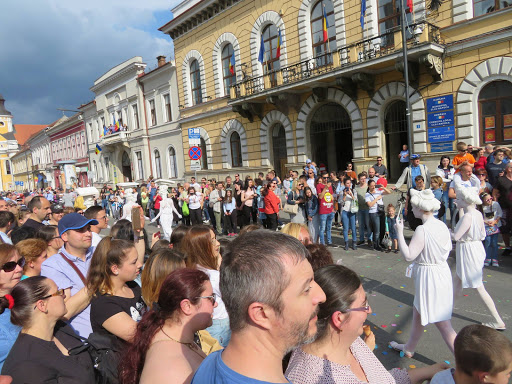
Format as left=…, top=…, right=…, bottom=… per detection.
left=157, top=56, right=166, bottom=67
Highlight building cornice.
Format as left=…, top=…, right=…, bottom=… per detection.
left=445, top=26, right=512, bottom=55
left=90, top=63, right=146, bottom=94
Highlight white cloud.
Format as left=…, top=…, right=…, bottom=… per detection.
left=0, top=0, right=181, bottom=124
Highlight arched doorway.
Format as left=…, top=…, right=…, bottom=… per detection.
left=121, top=151, right=132, bottom=182
left=272, top=123, right=287, bottom=179
left=479, top=80, right=512, bottom=145
left=310, top=102, right=353, bottom=173
left=384, top=100, right=408, bottom=181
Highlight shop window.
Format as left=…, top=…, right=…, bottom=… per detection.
left=479, top=80, right=512, bottom=145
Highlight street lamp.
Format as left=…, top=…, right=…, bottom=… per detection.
left=400, top=0, right=414, bottom=155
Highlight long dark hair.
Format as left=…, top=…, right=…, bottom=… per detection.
left=439, top=155, right=453, bottom=169
left=118, top=268, right=209, bottom=384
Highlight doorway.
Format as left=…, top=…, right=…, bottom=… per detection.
left=121, top=151, right=132, bottom=182
left=384, top=100, right=408, bottom=181
left=310, top=102, right=353, bottom=173
left=272, top=123, right=287, bottom=179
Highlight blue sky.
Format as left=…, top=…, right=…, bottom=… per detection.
left=0, top=1, right=181, bottom=125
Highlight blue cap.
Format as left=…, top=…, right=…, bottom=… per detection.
left=306, top=159, right=312, bottom=164
left=410, top=154, right=421, bottom=160
left=58, top=213, right=99, bottom=236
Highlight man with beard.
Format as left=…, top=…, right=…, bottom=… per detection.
left=22, top=196, right=51, bottom=230
left=192, top=230, right=326, bottom=383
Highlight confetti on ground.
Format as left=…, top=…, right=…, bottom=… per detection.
left=487, top=275, right=492, bottom=277
left=409, top=365, right=416, bottom=369
left=382, top=351, right=388, bottom=355
left=374, top=326, right=379, bottom=329
left=396, top=330, right=403, bottom=334
left=360, top=275, right=365, bottom=277
left=381, top=325, right=387, bottom=328
left=375, top=345, right=378, bottom=349
left=400, top=351, right=405, bottom=358
left=372, top=313, right=377, bottom=316
left=388, top=345, right=393, bottom=349
left=398, top=305, right=403, bottom=307
left=366, top=266, right=371, bottom=268
left=400, top=286, right=405, bottom=289
left=424, top=330, right=427, bottom=332
left=444, top=361, right=451, bottom=365
left=395, top=314, right=400, bottom=317
left=463, top=294, right=469, bottom=297
left=391, top=324, right=397, bottom=327
left=371, top=294, right=377, bottom=296
left=388, top=267, right=392, bottom=270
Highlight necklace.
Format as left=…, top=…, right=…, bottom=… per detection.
left=160, top=328, right=205, bottom=360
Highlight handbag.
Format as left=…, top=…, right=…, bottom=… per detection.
left=486, top=225, right=500, bottom=236
left=182, top=201, right=190, bottom=216
left=350, top=198, right=359, bottom=213
left=381, top=233, right=392, bottom=248
left=283, top=203, right=299, bottom=215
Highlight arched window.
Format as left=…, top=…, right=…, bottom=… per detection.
left=200, top=138, right=208, bottom=170
left=311, top=0, right=337, bottom=65
left=5, top=160, right=11, bottom=175
left=479, top=80, right=512, bottom=145
left=222, top=44, right=236, bottom=96
left=377, top=0, right=412, bottom=47
left=262, top=24, right=281, bottom=86
left=154, top=149, right=162, bottom=179
left=230, top=132, right=243, bottom=168
left=474, top=0, right=511, bottom=16
left=168, top=146, right=178, bottom=178
left=190, top=59, right=203, bottom=105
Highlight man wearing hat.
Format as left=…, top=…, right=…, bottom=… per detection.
left=394, top=154, right=431, bottom=190
left=40, top=213, right=98, bottom=337
left=47, top=203, right=64, bottom=226
left=304, top=159, right=317, bottom=177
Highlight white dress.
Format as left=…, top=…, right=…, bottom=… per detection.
left=412, top=219, right=454, bottom=326
left=159, top=198, right=181, bottom=240
left=455, top=210, right=486, bottom=288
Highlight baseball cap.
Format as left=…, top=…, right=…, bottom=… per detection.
left=410, top=154, right=421, bottom=160
left=58, top=213, right=98, bottom=236
left=51, top=204, right=64, bottom=214
left=306, top=159, right=312, bottom=164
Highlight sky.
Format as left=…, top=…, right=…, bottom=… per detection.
left=0, top=0, right=181, bottom=125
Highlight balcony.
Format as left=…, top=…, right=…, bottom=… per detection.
left=100, top=131, right=132, bottom=147
left=229, top=22, right=443, bottom=106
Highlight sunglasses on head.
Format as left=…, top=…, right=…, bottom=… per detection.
left=1, top=257, right=25, bottom=273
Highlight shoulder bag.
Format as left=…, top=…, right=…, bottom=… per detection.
left=283, top=192, right=299, bottom=215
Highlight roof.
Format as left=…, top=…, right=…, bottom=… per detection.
left=13, top=124, right=47, bottom=145
left=0, top=94, right=12, bottom=116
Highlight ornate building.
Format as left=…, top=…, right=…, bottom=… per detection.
left=160, top=0, right=512, bottom=180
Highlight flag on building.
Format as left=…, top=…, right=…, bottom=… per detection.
left=276, top=29, right=282, bottom=58
left=103, top=125, right=107, bottom=136
left=229, top=52, right=235, bottom=75
left=258, top=34, right=265, bottom=63
left=407, top=0, right=414, bottom=13
left=323, top=6, right=329, bottom=42
left=95, top=144, right=102, bottom=155
left=360, top=0, right=367, bottom=29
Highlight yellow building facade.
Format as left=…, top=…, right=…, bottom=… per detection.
left=0, top=95, right=18, bottom=191
left=11, top=147, right=33, bottom=192
left=161, top=0, right=512, bottom=180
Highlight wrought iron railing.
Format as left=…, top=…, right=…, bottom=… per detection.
left=229, top=22, right=441, bottom=100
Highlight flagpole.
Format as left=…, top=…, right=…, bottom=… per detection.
left=401, top=0, right=414, bottom=155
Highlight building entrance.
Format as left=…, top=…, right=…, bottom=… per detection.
left=384, top=100, right=408, bottom=181
left=122, top=151, right=132, bottom=182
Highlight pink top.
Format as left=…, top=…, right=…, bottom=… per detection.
left=285, top=337, right=411, bottom=384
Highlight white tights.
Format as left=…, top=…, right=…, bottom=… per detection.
left=400, top=307, right=456, bottom=354
left=454, top=276, right=504, bottom=325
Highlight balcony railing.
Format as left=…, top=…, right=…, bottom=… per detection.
left=230, top=22, right=441, bottom=100
left=101, top=131, right=131, bottom=146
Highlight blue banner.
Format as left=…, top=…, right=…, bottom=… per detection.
left=428, top=126, right=455, bottom=143
left=431, top=142, right=454, bottom=152
left=427, top=94, right=453, bottom=113
left=428, top=110, right=454, bottom=128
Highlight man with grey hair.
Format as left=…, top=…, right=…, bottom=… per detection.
left=192, top=230, right=326, bottom=383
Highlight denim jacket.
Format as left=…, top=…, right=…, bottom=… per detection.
left=306, top=195, right=319, bottom=218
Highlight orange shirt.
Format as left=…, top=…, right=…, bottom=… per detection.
left=452, top=153, right=475, bottom=173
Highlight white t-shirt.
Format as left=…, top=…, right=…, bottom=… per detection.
left=196, top=266, right=228, bottom=320
left=91, top=232, right=103, bottom=248
left=307, top=178, right=317, bottom=196
left=482, top=201, right=503, bottom=227
left=188, top=192, right=202, bottom=210
left=365, top=190, right=383, bottom=214
left=342, top=190, right=357, bottom=212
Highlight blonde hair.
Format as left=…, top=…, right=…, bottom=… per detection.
left=15, top=239, right=47, bottom=274
left=280, top=223, right=309, bottom=239
left=430, top=175, right=444, bottom=190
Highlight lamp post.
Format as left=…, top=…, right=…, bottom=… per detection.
left=400, top=0, right=414, bottom=155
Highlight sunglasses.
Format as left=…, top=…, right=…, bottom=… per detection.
left=40, top=287, right=71, bottom=301
left=196, top=293, right=217, bottom=305
left=343, top=304, right=370, bottom=313
left=1, top=257, right=25, bottom=273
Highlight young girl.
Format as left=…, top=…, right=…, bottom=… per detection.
left=479, top=192, right=502, bottom=267
left=385, top=204, right=398, bottom=253
left=304, top=186, right=319, bottom=243
left=223, top=189, right=236, bottom=236
left=112, top=196, right=123, bottom=220
left=430, top=175, right=444, bottom=219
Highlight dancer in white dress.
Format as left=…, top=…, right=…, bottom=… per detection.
left=120, top=188, right=138, bottom=222
left=452, top=185, right=505, bottom=330
left=389, top=189, right=457, bottom=357
left=151, top=185, right=181, bottom=240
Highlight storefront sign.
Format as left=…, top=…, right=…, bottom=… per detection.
left=430, top=142, right=454, bottom=153
left=428, top=126, right=455, bottom=143
left=427, top=110, right=454, bottom=128
left=426, top=94, right=453, bottom=113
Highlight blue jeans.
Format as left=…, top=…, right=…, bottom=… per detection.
left=342, top=210, right=357, bottom=244
left=101, top=199, right=110, bottom=215
left=484, top=233, right=499, bottom=261
left=308, top=215, right=320, bottom=243
left=369, top=212, right=381, bottom=247
left=203, top=205, right=210, bottom=221
left=441, top=190, right=454, bottom=225
left=319, top=211, right=335, bottom=245
left=206, top=317, right=231, bottom=347
left=358, top=209, right=372, bottom=242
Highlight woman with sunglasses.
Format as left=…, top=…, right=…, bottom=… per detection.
left=0, top=245, right=23, bottom=370
left=475, top=169, right=492, bottom=195
left=87, top=237, right=145, bottom=350
left=119, top=268, right=217, bottom=384
left=261, top=182, right=280, bottom=231
left=1, top=276, right=95, bottom=383
left=180, top=226, right=229, bottom=347
left=286, top=264, right=446, bottom=384
left=479, top=192, right=502, bottom=267
left=286, top=180, right=306, bottom=224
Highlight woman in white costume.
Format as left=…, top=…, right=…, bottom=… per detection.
left=389, top=189, right=457, bottom=357
left=151, top=185, right=182, bottom=241
left=120, top=188, right=138, bottom=222
left=451, top=185, right=505, bottom=330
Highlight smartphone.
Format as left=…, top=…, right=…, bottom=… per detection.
left=155, top=231, right=161, bottom=239
left=132, top=207, right=143, bottom=231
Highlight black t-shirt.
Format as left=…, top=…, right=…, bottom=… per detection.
left=1, top=322, right=95, bottom=384
left=22, top=218, right=45, bottom=231
left=486, top=162, right=507, bottom=186
left=495, top=176, right=512, bottom=210
left=90, top=281, right=146, bottom=339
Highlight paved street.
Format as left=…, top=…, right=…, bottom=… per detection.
left=106, top=210, right=511, bottom=372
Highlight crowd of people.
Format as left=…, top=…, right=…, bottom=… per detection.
left=0, top=141, right=509, bottom=383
